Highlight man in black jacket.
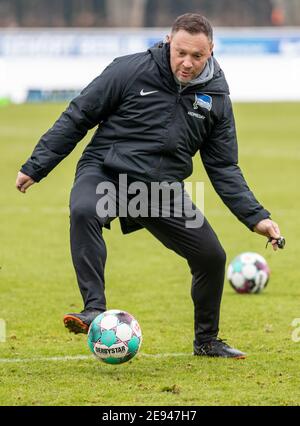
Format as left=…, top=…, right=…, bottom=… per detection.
left=16, top=13, right=281, bottom=358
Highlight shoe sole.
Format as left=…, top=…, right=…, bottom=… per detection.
left=194, top=353, right=247, bottom=359
left=63, top=314, right=89, bottom=334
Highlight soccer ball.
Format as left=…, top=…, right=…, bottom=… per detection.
left=87, top=309, right=142, bottom=364
left=227, top=252, right=270, bottom=294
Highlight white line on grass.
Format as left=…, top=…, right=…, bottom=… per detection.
left=0, top=353, right=192, bottom=364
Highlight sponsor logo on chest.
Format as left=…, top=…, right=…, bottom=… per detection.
left=188, top=111, right=205, bottom=120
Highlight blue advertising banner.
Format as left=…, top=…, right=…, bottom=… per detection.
left=1, top=29, right=300, bottom=57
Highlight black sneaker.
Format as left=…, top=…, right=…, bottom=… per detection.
left=194, top=338, right=246, bottom=359
left=63, top=309, right=103, bottom=334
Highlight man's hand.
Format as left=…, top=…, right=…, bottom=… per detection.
left=253, top=218, right=281, bottom=251
left=16, top=172, right=35, bottom=193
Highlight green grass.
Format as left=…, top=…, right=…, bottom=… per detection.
left=0, top=102, right=300, bottom=406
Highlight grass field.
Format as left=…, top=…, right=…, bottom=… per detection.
left=0, top=102, right=299, bottom=406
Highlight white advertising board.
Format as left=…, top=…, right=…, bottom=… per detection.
left=1, top=28, right=300, bottom=102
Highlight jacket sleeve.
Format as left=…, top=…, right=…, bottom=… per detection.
left=200, top=95, right=270, bottom=230
left=20, top=58, right=126, bottom=182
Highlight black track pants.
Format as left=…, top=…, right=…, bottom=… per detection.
left=69, top=165, right=226, bottom=345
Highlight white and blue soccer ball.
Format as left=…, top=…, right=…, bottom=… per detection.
left=227, top=252, right=270, bottom=294
left=87, top=310, right=142, bottom=364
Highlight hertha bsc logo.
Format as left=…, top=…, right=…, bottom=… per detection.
left=193, top=93, right=212, bottom=111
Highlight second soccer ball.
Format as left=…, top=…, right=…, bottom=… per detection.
left=227, top=252, right=270, bottom=294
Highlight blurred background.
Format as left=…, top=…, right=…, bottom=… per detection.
left=1, top=0, right=300, bottom=27
left=1, top=0, right=300, bottom=103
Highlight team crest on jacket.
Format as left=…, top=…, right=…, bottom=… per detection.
left=193, top=93, right=212, bottom=111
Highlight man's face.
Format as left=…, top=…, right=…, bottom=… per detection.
left=168, top=30, right=214, bottom=83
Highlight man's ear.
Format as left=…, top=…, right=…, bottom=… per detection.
left=165, top=34, right=171, bottom=43
left=210, top=42, right=214, bottom=54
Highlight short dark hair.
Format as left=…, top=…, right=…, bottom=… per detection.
left=171, top=13, right=213, bottom=42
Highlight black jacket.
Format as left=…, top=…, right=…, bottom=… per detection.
left=21, top=43, right=270, bottom=230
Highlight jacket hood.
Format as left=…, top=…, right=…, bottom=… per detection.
left=149, top=42, right=230, bottom=95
